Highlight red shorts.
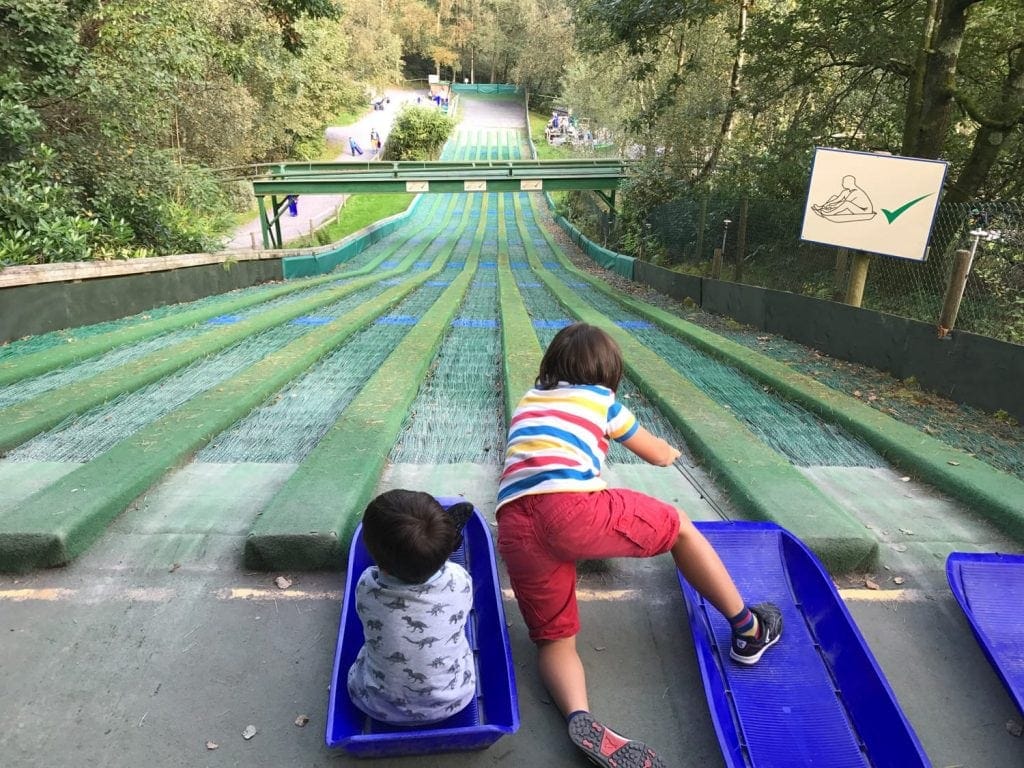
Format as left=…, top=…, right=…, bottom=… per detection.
left=497, top=489, right=681, bottom=642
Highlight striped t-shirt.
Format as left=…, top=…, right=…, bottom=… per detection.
left=496, top=383, right=638, bottom=509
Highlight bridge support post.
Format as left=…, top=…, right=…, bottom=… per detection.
left=258, top=196, right=271, bottom=250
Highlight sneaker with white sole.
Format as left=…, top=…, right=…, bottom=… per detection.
left=729, top=602, right=783, bottom=665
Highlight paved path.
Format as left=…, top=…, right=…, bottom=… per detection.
left=224, top=88, right=427, bottom=250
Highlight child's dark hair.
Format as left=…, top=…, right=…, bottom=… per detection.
left=536, top=322, right=623, bottom=391
left=361, top=489, right=457, bottom=584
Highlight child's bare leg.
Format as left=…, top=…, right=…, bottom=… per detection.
left=537, top=636, right=589, bottom=716
left=671, top=510, right=745, bottom=617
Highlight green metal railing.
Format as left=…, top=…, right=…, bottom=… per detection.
left=253, top=160, right=629, bottom=247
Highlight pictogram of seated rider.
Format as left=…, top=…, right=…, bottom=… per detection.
left=812, top=175, right=875, bottom=220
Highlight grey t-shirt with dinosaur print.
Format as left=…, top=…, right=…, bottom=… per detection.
left=347, top=561, right=475, bottom=724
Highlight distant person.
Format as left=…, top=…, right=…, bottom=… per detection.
left=348, top=490, right=477, bottom=724
left=497, top=323, right=783, bottom=768
left=349, top=136, right=364, bottom=156
left=369, top=129, right=381, bottom=154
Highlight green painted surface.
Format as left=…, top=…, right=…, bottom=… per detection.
left=77, top=463, right=298, bottom=573
left=244, top=201, right=488, bottom=571
left=379, top=463, right=502, bottom=520
left=798, top=466, right=1016, bottom=547
left=497, top=210, right=543, bottom=424
left=602, top=465, right=735, bottom=524
left=518, top=195, right=877, bottom=571
left=0, top=461, right=81, bottom=516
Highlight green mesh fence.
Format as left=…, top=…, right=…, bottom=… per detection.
left=451, top=84, right=521, bottom=95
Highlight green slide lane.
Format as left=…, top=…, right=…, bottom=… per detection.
left=525, top=196, right=1024, bottom=544
left=514, top=194, right=877, bottom=571
left=497, top=197, right=543, bottom=423
left=0, top=198, right=463, bottom=453
left=243, top=196, right=491, bottom=571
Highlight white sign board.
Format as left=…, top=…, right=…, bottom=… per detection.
left=406, top=181, right=429, bottom=192
left=800, top=147, right=947, bottom=261
left=464, top=180, right=487, bottom=192
left=520, top=179, right=543, bottom=191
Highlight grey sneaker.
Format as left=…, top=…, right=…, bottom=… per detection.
left=730, top=602, right=783, bottom=665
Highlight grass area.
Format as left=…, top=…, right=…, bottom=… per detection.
left=286, top=194, right=414, bottom=248
left=528, top=111, right=578, bottom=160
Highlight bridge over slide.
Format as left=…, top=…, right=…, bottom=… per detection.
left=252, top=158, right=629, bottom=247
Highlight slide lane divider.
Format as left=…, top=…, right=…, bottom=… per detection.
left=496, top=194, right=542, bottom=424
left=0, top=197, right=462, bottom=454
left=0, top=194, right=440, bottom=389
left=0, top=199, right=477, bottom=573
left=524, top=195, right=1024, bottom=544
left=243, top=194, right=491, bottom=571
left=513, top=194, right=877, bottom=572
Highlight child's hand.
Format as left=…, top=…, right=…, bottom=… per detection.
left=662, top=444, right=682, bottom=466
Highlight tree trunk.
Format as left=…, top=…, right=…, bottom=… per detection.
left=698, top=0, right=749, bottom=180
left=945, top=47, right=1024, bottom=202
left=901, top=0, right=940, bottom=154
left=904, top=0, right=981, bottom=158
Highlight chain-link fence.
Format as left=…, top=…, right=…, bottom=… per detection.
left=574, top=192, right=1024, bottom=345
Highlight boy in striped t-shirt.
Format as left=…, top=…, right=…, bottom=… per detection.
left=497, top=323, right=782, bottom=768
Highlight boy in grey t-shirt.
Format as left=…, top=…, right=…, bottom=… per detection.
left=348, top=490, right=476, bottom=724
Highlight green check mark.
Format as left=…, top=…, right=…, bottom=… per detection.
left=882, top=194, right=931, bottom=224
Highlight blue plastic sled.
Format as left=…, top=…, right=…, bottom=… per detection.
left=946, top=551, right=1024, bottom=714
left=325, top=497, right=520, bottom=757
left=680, top=522, right=930, bottom=768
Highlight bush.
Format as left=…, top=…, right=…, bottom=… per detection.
left=383, top=106, right=456, bottom=160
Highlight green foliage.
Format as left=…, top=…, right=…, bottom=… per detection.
left=384, top=106, right=456, bottom=160
left=0, top=0, right=394, bottom=266
left=0, top=144, right=147, bottom=266
left=261, top=0, right=340, bottom=52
